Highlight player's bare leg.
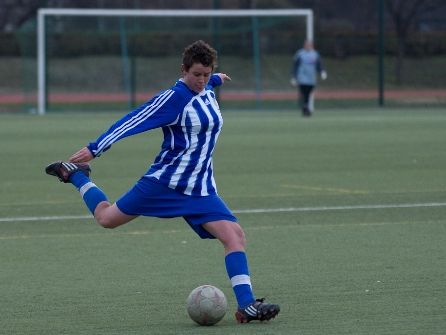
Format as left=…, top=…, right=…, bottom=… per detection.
left=202, top=220, right=246, bottom=255
left=45, top=161, right=137, bottom=229
left=93, top=202, right=138, bottom=229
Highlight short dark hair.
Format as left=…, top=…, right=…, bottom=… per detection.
left=182, top=40, right=218, bottom=71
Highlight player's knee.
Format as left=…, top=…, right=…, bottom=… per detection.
left=233, top=224, right=246, bottom=248
left=95, top=215, right=118, bottom=229
left=96, top=219, right=114, bottom=229
left=93, top=203, right=120, bottom=228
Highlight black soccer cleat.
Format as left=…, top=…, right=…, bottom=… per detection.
left=45, top=161, right=91, bottom=183
left=303, top=108, right=311, bottom=117
left=235, top=298, right=280, bottom=323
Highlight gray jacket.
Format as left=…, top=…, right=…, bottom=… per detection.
left=291, top=48, right=324, bottom=85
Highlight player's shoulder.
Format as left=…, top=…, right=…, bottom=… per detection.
left=149, top=81, right=193, bottom=107
left=295, top=48, right=307, bottom=57
left=171, top=80, right=197, bottom=99
left=141, top=84, right=188, bottom=114
left=293, top=48, right=304, bottom=60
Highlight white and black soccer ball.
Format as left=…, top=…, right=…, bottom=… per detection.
left=186, top=285, right=227, bottom=326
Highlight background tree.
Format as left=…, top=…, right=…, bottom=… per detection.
left=0, top=0, right=46, bottom=32
left=385, top=0, right=446, bottom=85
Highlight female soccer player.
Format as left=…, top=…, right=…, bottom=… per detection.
left=45, top=40, right=280, bottom=323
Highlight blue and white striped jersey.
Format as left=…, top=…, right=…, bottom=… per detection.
left=87, top=75, right=224, bottom=196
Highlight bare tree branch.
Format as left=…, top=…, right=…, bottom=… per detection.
left=0, top=0, right=46, bottom=32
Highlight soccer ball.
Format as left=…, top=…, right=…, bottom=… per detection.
left=186, top=285, right=227, bottom=326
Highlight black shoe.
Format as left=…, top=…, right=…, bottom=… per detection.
left=45, top=161, right=91, bottom=183
left=303, top=109, right=311, bottom=117
left=235, top=298, right=280, bottom=323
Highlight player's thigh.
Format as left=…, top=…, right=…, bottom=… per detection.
left=95, top=202, right=138, bottom=228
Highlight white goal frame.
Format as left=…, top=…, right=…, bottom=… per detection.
left=37, top=8, right=314, bottom=115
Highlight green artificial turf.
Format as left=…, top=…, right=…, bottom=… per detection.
left=0, top=108, right=445, bottom=334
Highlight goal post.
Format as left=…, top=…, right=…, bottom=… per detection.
left=37, top=8, right=314, bottom=115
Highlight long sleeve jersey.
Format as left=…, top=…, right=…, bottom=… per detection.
left=87, top=75, right=224, bottom=197
left=291, top=48, right=324, bottom=86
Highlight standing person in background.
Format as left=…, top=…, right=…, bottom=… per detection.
left=290, top=40, right=327, bottom=117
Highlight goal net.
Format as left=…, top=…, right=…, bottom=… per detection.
left=36, top=8, right=313, bottom=115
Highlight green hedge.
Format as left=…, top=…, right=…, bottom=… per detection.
left=0, top=33, right=21, bottom=56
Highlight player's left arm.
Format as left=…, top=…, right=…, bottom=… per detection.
left=208, top=73, right=231, bottom=88
left=316, top=55, right=327, bottom=80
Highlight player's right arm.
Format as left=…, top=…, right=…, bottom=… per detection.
left=74, top=90, right=184, bottom=160
left=69, top=147, right=93, bottom=163
left=290, top=51, right=301, bottom=84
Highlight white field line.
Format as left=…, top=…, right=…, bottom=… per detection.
left=0, top=215, right=93, bottom=222
left=1, top=202, right=446, bottom=223
left=233, top=202, right=446, bottom=213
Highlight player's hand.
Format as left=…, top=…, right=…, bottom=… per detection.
left=215, top=73, right=231, bottom=83
left=290, top=77, right=297, bottom=86
left=69, top=147, right=93, bottom=163
left=321, top=71, right=327, bottom=80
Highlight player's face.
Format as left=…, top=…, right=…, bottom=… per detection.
left=182, top=62, right=213, bottom=93
left=304, top=40, right=313, bottom=50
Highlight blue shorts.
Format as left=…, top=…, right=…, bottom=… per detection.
left=116, top=176, right=237, bottom=239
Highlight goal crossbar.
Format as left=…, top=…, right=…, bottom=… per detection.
left=37, top=8, right=314, bottom=115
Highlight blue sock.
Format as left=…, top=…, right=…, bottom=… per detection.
left=68, top=171, right=108, bottom=215
left=225, top=251, right=255, bottom=308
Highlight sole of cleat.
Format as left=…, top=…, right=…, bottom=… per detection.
left=235, top=312, right=279, bottom=323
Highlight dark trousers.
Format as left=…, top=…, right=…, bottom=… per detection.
left=299, top=84, right=314, bottom=115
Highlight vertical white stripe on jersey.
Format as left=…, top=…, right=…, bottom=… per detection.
left=155, top=112, right=181, bottom=164
left=202, top=91, right=221, bottom=194
left=209, top=160, right=217, bottom=191
left=152, top=113, right=181, bottom=165
left=147, top=107, right=189, bottom=181
left=183, top=95, right=216, bottom=195
left=168, top=114, right=181, bottom=150
left=200, top=158, right=212, bottom=195
left=96, top=90, right=174, bottom=155
left=167, top=101, right=200, bottom=190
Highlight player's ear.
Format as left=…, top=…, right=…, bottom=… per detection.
left=181, top=64, right=187, bottom=75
